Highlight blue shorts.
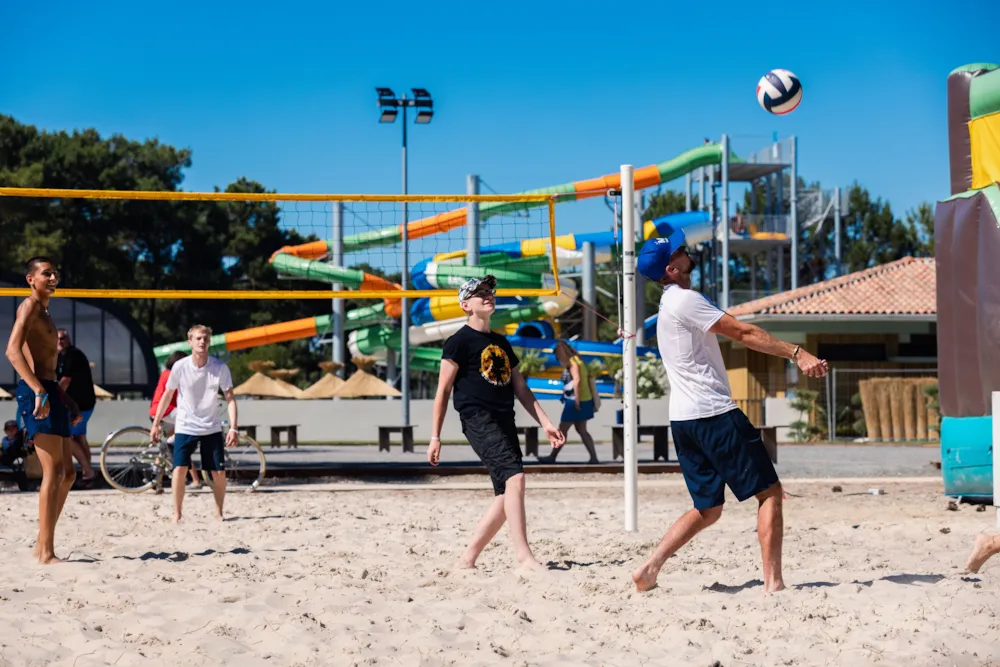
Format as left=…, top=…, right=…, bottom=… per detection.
left=173, top=432, right=226, bottom=471
left=560, top=399, right=595, bottom=423
left=70, top=409, right=94, bottom=437
left=15, top=379, right=70, bottom=441
left=671, top=408, right=779, bottom=510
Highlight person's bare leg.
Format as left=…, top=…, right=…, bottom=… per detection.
left=966, top=533, right=1000, bottom=573
left=456, top=495, right=507, bottom=569
left=69, top=435, right=95, bottom=480
left=632, top=505, right=723, bottom=592
left=31, top=434, right=67, bottom=564
left=574, top=422, right=598, bottom=463
left=754, top=483, right=785, bottom=592
left=210, top=471, right=226, bottom=520
left=189, top=466, right=202, bottom=488
left=53, top=438, right=76, bottom=522
left=171, top=466, right=188, bottom=523
left=502, top=473, right=544, bottom=570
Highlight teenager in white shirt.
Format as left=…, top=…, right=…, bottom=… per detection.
left=150, top=325, right=238, bottom=523
left=630, top=235, right=828, bottom=594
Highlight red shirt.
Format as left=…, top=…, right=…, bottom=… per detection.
left=150, top=370, right=178, bottom=418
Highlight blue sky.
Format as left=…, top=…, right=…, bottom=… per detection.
left=3, top=0, right=999, bottom=260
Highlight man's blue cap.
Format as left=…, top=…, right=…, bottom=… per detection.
left=636, top=229, right=687, bottom=281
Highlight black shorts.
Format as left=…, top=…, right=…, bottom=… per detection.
left=670, top=408, right=779, bottom=510
left=460, top=407, right=523, bottom=496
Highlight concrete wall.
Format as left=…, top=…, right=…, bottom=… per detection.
left=46, top=397, right=672, bottom=445
left=764, top=397, right=797, bottom=442
left=23, top=395, right=799, bottom=445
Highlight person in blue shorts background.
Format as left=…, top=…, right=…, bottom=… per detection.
left=57, top=329, right=97, bottom=485
left=629, top=236, right=829, bottom=594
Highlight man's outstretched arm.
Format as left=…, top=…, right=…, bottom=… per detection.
left=710, top=314, right=829, bottom=377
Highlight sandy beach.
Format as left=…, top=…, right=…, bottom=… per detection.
left=1, top=476, right=997, bottom=667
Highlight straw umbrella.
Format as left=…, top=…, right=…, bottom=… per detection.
left=0, top=386, right=12, bottom=400
left=233, top=361, right=301, bottom=399
left=331, top=356, right=401, bottom=399
left=93, top=384, right=115, bottom=400
left=266, top=368, right=306, bottom=399
left=300, top=361, right=346, bottom=399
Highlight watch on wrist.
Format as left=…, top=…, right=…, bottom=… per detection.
left=792, top=345, right=801, bottom=360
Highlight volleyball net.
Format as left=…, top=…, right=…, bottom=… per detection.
left=0, top=187, right=561, bottom=302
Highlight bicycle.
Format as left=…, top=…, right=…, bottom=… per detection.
left=99, top=420, right=267, bottom=494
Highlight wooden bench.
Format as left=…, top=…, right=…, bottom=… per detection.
left=378, top=425, right=415, bottom=453
left=237, top=425, right=258, bottom=441
left=517, top=426, right=539, bottom=457
left=611, top=425, right=671, bottom=461
left=269, top=425, right=299, bottom=449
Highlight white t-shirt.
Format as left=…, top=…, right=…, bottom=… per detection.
left=165, top=356, right=234, bottom=436
left=656, top=285, right=737, bottom=421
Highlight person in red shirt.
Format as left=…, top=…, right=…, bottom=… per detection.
left=150, top=351, right=201, bottom=487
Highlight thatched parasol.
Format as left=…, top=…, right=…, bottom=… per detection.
left=0, top=386, right=12, bottom=400
left=233, top=362, right=300, bottom=399
left=266, top=368, right=306, bottom=399
left=300, top=361, right=346, bottom=399
left=331, top=356, right=401, bottom=398
left=93, top=384, right=115, bottom=400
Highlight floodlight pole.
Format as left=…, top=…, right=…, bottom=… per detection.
left=621, top=164, right=638, bottom=533
left=400, top=95, right=411, bottom=427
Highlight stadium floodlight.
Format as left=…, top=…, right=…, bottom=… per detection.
left=376, top=85, right=437, bottom=429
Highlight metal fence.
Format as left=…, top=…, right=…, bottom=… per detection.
left=815, top=368, right=938, bottom=441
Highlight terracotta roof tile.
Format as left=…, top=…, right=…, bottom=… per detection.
left=729, top=256, right=936, bottom=318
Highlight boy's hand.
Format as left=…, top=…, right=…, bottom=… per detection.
left=427, top=437, right=441, bottom=466
left=544, top=423, right=565, bottom=449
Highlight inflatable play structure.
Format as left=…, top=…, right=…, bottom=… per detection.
left=152, top=143, right=759, bottom=399
left=936, top=63, right=1000, bottom=498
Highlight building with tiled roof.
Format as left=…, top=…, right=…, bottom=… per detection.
left=714, top=257, right=938, bottom=428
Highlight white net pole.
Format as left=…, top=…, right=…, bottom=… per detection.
left=994, top=392, right=999, bottom=529
left=621, top=164, right=638, bottom=532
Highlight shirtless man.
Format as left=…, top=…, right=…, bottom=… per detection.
left=5, top=256, right=82, bottom=564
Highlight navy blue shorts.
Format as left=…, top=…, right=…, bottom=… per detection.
left=15, top=379, right=71, bottom=441
left=671, top=408, right=779, bottom=510
left=172, top=432, right=225, bottom=471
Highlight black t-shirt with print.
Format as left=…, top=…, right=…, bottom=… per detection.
left=442, top=325, right=520, bottom=414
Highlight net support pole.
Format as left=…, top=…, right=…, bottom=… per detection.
left=833, top=186, right=842, bottom=276
left=467, top=174, right=480, bottom=266
left=331, top=202, right=345, bottom=386
left=994, top=392, right=1000, bottom=529
left=635, top=193, right=646, bottom=346
left=621, top=164, right=639, bottom=533
left=685, top=172, right=692, bottom=212
left=582, top=241, right=597, bottom=340
left=720, top=133, right=730, bottom=311
left=790, top=135, right=799, bottom=291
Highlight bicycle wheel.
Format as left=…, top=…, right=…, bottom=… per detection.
left=202, top=432, right=267, bottom=493
left=100, top=426, right=168, bottom=493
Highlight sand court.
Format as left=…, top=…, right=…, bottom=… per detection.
left=0, top=477, right=997, bottom=666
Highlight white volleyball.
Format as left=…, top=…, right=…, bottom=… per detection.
left=756, top=69, right=802, bottom=115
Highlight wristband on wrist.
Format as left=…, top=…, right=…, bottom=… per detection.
left=430, top=435, right=440, bottom=441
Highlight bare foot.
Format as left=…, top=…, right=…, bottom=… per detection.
left=172, top=515, right=183, bottom=524
left=215, top=512, right=225, bottom=522
left=631, top=565, right=659, bottom=593
left=453, top=558, right=477, bottom=571
left=765, top=579, right=786, bottom=593
left=966, top=534, right=1000, bottom=573
left=38, top=552, right=63, bottom=565
left=516, top=558, right=548, bottom=573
